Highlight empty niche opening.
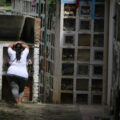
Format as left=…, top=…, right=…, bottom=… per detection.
left=94, top=20, right=104, bottom=32
left=78, top=34, right=90, bottom=46
left=79, top=20, right=91, bottom=31
left=77, top=64, right=89, bottom=76
left=80, top=5, right=91, bottom=16
left=77, top=49, right=90, bottom=61
left=94, top=50, right=103, bottom=61
left=92, top=79, right=103, bottom=92
left=93, top=34, right=104, bottom=47
left=62, top=48, right=75, bottom=61
left=20, top=17, right=35, bottom=43
left=61, top=93, right=73, bottom=104
left=95, top=4, right=104, bottom=17
left=93, top=65, right=103, bottom=76
left=64, top=4, right=76, bottom=16
left=64, top=35, right=75, bottom=46
left=77, top=94, right=88, bottom=104
left=92, top=95, right=102, bottom=104
left=61, top=78, right=73, bottom=90
left=62, top=63, right=74, bottom=76
left=76, top=79, right=89, bottom=91
left=64, top=18, right=75, bottom=31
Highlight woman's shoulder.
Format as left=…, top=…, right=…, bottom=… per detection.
left=8, top=48, right=15, bottom=54
left=23, top=48, right=29, bottom=54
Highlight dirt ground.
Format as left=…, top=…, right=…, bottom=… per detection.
left=0, top=102, right=82, bottom=120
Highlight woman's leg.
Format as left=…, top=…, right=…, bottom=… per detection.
left=9, top=80, right=20, bottom=104
left=18, top=78, right=28, bottom=104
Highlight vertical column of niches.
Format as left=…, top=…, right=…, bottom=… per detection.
left=61, top=3, right=76, bottom=104
left=76, top=1, right=92, bottom=104
left=91, top=0, right=105, bottom=105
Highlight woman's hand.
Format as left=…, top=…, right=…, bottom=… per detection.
left=22, top=44, right=29, bottom=49
left=8, top=41, right=29, bottom=49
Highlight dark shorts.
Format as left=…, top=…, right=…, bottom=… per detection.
left=6, top=74, right=28, bottom=98
left=6, top=74, right=28, bottom=88
left=7, top=74, right=28, bottom=81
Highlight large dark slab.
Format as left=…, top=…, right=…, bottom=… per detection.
left=0, top=15, right=25, bottom=40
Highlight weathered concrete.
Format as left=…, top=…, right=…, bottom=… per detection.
left=0, top=103, right=105, bottom=120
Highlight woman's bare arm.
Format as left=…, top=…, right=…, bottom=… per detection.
left=8, top=42, right=16, bottom=48
left=22, top=43, right=29, bottom=49
left=8, top=41, right=29, bottom=49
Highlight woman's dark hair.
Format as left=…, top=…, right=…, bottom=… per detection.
left=14, top=43, right=23, bottom=61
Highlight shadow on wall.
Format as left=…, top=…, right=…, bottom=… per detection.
left=0, top=15, right=35, bottom=43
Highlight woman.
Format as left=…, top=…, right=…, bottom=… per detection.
left=7, top=41, right=29, bottom=104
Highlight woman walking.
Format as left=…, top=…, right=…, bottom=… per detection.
left=7, top=41, right=29, bottom=104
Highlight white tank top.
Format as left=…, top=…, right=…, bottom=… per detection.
left=7, top=48, right=29, bottom=78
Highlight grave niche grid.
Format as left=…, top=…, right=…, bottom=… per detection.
left=77, top=64, right=89, bottom=76
left=80, top=5, right=91, bottom=16
left=93, top=65, right=103, bottom=76
left=94, top=50, right=103, bottom=61
left=77, top=49, right=90, bottom=61
left=62, top=63, right=74, bottom=76
left=61, top=78, right=73, bottom=90
left=61, top=93, right=73, bottom=104
left=63, top=18, right=75, bottom=31
left=92, top=95, right=102, bottom=104
left=76, top=94, right=88, bottom=104
left=76, top=79, right=89, bottom=91
left=92, top=79, right=103, bottom=92
left=62, top=48, right=74, bottom=61
left=93, top=34, right=104, bottom=47
left=94, top=20, right=104, bottom=32
left=64, top=35, right=75, bottom=46
left=79, top=20, right=91, bottom=31
left=95, top=4, right=104, bottom=17
left=64, top=4, right=76, bottom=16
left=78, top=34, right=91, bottom=46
